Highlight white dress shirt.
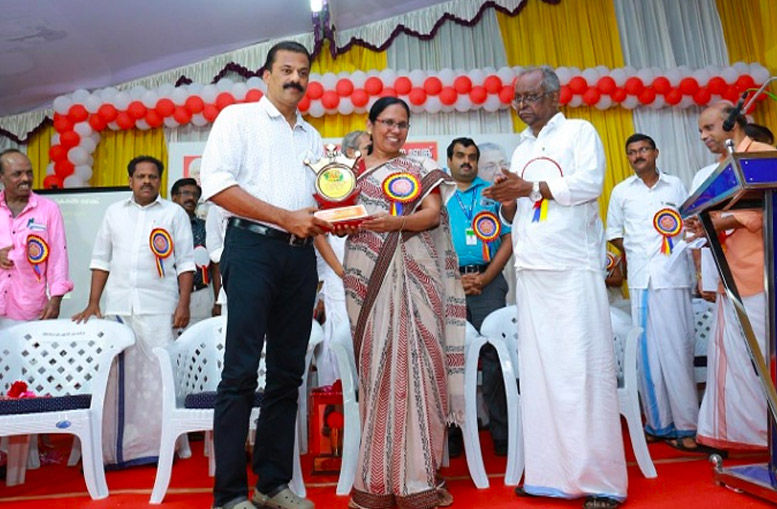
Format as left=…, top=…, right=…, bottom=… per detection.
left=606, top=171, right=694, bottom=289
left=199, top=96, right=323, bottom=230
left=90, top=195, right=195, bottom=316
left=506, top=112, right=606, bottom=271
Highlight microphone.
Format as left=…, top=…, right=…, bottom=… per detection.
left=722, top=91, right=748, bottom=132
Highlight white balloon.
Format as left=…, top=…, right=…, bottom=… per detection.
left=201, top=85, right=219, bottom=104
left=136, top=119, right=150, bottom=130
left=67, top=147, right=89, bottom=165
left=81, top=137, right=97, bottom=153
left=441, top=104, right=455, bottom=113
left=46, top=163, right=55, bottom=176
left=171, top=87, right=189, bottom=105
left=637, top=68, right=655, bottom=84
left=84, top=94, right=102, bottom=113
left=467, top=69, right=485, bottom=86
left=555, top=67, right=571, bottom=86
left=408, top=69, right=426, bottom=87
left=71, top=89, right=90, bottom=104
left=752, top=65, right=770, bottom=84
left=324, top=107, right=337, bottom=116
left=187, top=83, right=203, bottom=96
left=665, top=69, right=681, bottom=87
left=621, top=96, right=639, bottom=109
left=74, top=165, right=93, bottom=181
left=191, top=113, right=208, bottom=127
left=309, top=72, right=321, bottom=84
left=52, top=96, right=73, bottom=114
left=409, top=102, right=424, bottom=114
left=649, top=96, right=665, bottom=109
left=622, top=66, right=636, bottom=77
left=610, top=68, right=627, bottom=87
left=51, top=133, right=61, bottom=145
left=692, top=69, right=711, bottom=86
left=582, top=68, right=600, bottom=84
left=232, top=82, right=249, bottom=101
left=678, top=96, right=694, bottom=109
left=308, top=101, right=325, bottom=118
left=454, top=95, right=472, bottom=112
left=366, top=69, right=380, bottom=77
left=337, top=99, right=355, bottom=116
left=163, top=117, right=179, bottom=128
left=73, top=122, right=93, bottom=137
left=320, top=72, right=338, bottom=90
left=129, top=85, right=146, bottom=100
left=158, top=83, right=176, bottom=97
left=87, top=155, right=94, bottom=166
left=141, top=90, right=159, bottom=108
left=89, top=131, right=101, bottom=143
left=114, top=91, right=132, bottom=110
left=107, top=121, right=120, bottom=130
left=482, top=66, right=497, bottom=77
left=350, top=70, right=367, bottom=88
left=63, top=175, right=85, bottom=188
left=595, top=65, right=609, bottom=76
left=721, top=67, right=738, bottom=84
left=483, top=95, right=501, bottom=112
left=438, top=68, right=456, bottom=86
left=246, top=76, right=263, bottom=90
left=732, top=61, right=750, bottom=74
left=216, top=78, right=234, bottom=92
left=425, top=96, right=442, bottom=114
left=595, top=96, right=613, bottom=110
left=568, top=95, right=583, bottom=108
left=496, top=66, right=515, bottom=86
left=99, top=87, right=119, bottom=103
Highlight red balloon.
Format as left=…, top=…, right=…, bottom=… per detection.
left=185, top=95, right=205, bottom=114
left=597, top=76, right=617, bottom=95
left=408, top=87, right=427, bottom=106
left=454, top=76, right=472, bottom=94
left=665, top=88, right=682, bottom=105
left=321, top=91, right=340, bottom=109
left=54, top=160, right=75, bottom=177
left=582, top=87, right=601, bottom=106
left=558, top=85, right=572, bottom=105
left=351, top=89, right=369, bottom=107
left=568, top=76, right=588, bottom=95
left=116, top=111, right=135, bottom=130
left=60, top=130, right=80, bottom=149
left=336, top=78, right=354, bottom=97
left=53, top=114, right=74, bottom=134
left=483, top=75, right=502, bottom=94
left=127, top=101, right=147, bottom=120
left=423, top=77, right=443, bottom=96
left=736, top=74, right=756, bottom=92
left=364, top=77, right=384, bottom=96
left=693, top=87, right=712, bottom=105
left=88, top=114, right=107, bottom=131
left=215, top=92, right=235, bottom=110
left=611, top=88, right=627, bottom=103
left=724, top=85, right=740, bottom=103
left=638, top=87, right=656, bottom=104
left=624, top=77, right=645, bottom=96
left=146, top=110, right=163, bottom=128
left=707, top=76, right=727, bottom=95
left=439, top=87, right=457, bottom=106
left=394, top=77, right=412, bottom=95
left=155, top=98, right=175, bottom=117
left=245, top=89, right=263, bottom=102
left=679, top=78, right=699, bottom=96
left=98, top=104, right=119, bottom=122
left=203, top=104, right=219, bottom=122
left=49, top=144, right=67, bottom=162
left=499, top=86, right=514, bottom=105
left=67, top=104, right=89, bottom=123
left=43, top=175, right=63, bottom=189
left=307, top=81, right=324, bottom=100
left=652, top=77, right=671, bottom=95
left=379, top=87, right=397, bottom=98
left=173, top=107, right=192, bottom=124
left=469, top=86, right=487, bottom=105
left=297, top=96, right=310, bottom=112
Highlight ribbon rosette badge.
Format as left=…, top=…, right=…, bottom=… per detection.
left=26, top=234, right=49, bottom=281
left=472, top=211, right=501, bottom=262
left=606, top=251, right=617, bottom=272
left=382, top=172, right=421, bottom=216
left=149, top=228, right=174, bottom=277
left=653, top=208, right=683, bottom=255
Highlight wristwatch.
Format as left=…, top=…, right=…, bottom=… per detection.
left=529, top=181, right=542, bottom=202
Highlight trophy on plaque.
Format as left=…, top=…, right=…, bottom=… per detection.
left=305, top=144, right=370, bottom=226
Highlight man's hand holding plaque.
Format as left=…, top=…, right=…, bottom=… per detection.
left=305, top=144, right=370, bottom=230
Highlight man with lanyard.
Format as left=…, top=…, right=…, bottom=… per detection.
left=606, top=134, right=702, bottom=452
left=200, top=41, right=329, bottom=509
left=0, top=149, right=73, bottom=331
left=484, top=66, right=627, bottom=509
left=444, top=137, right=512, bottom=457
left=73, top=155, right=194, bottom=468
left=171, top=177, right=221, bottom=325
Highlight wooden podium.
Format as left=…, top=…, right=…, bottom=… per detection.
left=681, top=151, right=777, bottom=503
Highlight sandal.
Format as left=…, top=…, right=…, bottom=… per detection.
left=437, top=487, right=453, bottom=507
left=666, top=438, right=728, bottom=457
left=583, top=496, right=621, bottom=509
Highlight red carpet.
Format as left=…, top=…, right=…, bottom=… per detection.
left=1, top=426, right=774, bottom=508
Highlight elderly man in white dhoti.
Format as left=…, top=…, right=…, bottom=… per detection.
left=484, top=66, right=627, bottom=509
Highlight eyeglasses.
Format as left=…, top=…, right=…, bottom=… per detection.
left=176, top=190, right=201, bottom=198
left=375, top=118, right=410, bottom=130
left=626, top=146, right=654, bottom=157
left=511, top=92, right=549, bottom=107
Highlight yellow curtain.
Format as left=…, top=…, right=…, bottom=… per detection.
left=716, top=0, right=777, bottom=134
left=26, top=125, right=53, bottom=190
left=306, top=42, right=387, bottom=138
left=496, top=0, right=635, bottom=220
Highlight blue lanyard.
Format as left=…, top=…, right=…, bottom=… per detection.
left=455, top=187, right=478, bottom=221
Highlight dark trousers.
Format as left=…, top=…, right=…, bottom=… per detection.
left=466, top=273, right=509, bottom=443
left=213, top=226, right=317, bottom=505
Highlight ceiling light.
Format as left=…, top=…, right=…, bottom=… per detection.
left=310, top=0, right=323, bottom=13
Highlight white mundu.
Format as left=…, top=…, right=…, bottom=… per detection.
left=508, top=112, right=627, bottom=501
left=606, top=171, right=698, bottom=439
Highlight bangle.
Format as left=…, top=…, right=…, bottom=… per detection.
left=399, top=217, right=407, bottom=231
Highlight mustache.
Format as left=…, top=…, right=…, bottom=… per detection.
left=634, top=158, right=646, bottom=164
left=460, top=164, right=472, bottom=170
left=284, top=82, right=304, bottom=92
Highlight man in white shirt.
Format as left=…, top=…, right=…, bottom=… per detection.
left=200, top=41, right=328, bottom=509
left=606, top=134, right=700, bottom=452
left=73, top=155, right=194, bottom=468
left=484, top=66, right=626, bottom=509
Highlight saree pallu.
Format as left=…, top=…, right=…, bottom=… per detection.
left=344, top=156, right=465, bottom=509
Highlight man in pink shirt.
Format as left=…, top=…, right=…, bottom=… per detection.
left=0, top=149, right=73, bottom=330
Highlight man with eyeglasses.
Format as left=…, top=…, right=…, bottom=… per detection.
left=484, top=66, right=627, bottom=509
left=172, top=177, right=221, bottom=328
left=606, top=134, right=702, bottom=453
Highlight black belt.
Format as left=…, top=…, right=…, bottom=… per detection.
left=459, top=264, right=488, bottom=274
left=228, top=217, right=313, bottom=247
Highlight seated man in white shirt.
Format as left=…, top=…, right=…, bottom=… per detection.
left=73, top=155, right=195, bottom=468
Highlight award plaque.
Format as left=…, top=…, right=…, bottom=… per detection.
left=305, top=144, right=370, bottom=226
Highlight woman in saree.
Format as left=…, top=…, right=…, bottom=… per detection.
left=341, top=97, right=466, bottom=509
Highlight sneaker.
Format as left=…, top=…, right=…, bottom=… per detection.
left=212, top=499, right=256, bottom=509
left=253, top=485, right=314, bottom=509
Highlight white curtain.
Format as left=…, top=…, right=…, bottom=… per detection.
left=386, top=9, right=513, bottom=134
left=615, top=0, right=729, bottom=188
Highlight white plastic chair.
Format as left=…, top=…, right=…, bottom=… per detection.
left=479, top=306, right=523, bottom=487
left=692, top=298, right=715, bottom=384
left=0, top=319, right=135, bottom=498
left=298, top=323, right=324, bottom=454
left=328, top=319, right=359, bottom=495
left=150, top=316, right=318, bottom=504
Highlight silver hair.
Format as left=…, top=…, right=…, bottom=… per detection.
left=515, top=65, right=560, bottom=93
left=341, top=130, right=367, bottom=152
left=477, top=142, right=506, bottom=156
